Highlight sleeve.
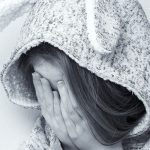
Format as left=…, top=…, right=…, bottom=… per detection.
left=17, top=116, right=63, bottom=150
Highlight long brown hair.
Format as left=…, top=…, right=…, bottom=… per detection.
left=18, top=42, right=146, bottom=145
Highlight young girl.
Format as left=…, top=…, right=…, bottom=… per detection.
left=0, top=0, right=150, bottom=149
left=17, top=42, right=146, bottom=150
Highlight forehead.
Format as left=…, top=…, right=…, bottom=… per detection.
left=30, top=54, right=63, bottom=75
left=30, top=55, right=46, bottom=67
left=29, top=54, right=52, bottom=65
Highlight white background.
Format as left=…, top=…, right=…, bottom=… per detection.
left=0, top=1, right=150, bottom=150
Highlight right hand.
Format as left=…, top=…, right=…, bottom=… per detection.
left=32, top=72, right=78, bottom=150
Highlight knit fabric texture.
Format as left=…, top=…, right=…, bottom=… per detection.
left=17, top=116, right=63, bottom=150
left=0, top=0, right=37, bottom=32
left=0, top=0, right=150, bottom=149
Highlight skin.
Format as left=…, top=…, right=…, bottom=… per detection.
left=31, top=55, right=123, bottom=150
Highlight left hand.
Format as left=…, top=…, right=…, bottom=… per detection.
left=32, top=72, right=78, bottom=150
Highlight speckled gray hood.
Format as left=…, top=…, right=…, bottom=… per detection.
left=1, top=0, right=150, bottom=140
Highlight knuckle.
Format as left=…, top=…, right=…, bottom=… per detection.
left=46, top=105, right=50, bottom=111
left=69, top=132, right=77, bottom=140
left=69, top=110, right=74, bottom=117
left=74, top=105, right=79, bottom=111
left=55, top=115, right=61, bottom=122
left=73, top=105, right=80, bottom=113
left=54, top=102, right=59, bottom=110
left=54, top=108, right=60, bottom=115
left=60, top=101, right=64, bottom=107
left=81, top=120, right=88, bottom=127
left=61, top=130, right=68, bottom=136
left=66, top=120, right=71, bottom=127
left=45, top=103, right=49, bottom=109
left=47, top=108, right=53, bottom=115
left=53, top=120, right=58, bottom=128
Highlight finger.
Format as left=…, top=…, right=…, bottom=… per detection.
left=53, top=91, right=68, bottom=129
left=32, top=73, right=54, bottom=128
left=32, top=72, right=44, bottom=103
left=66, top=84, right=83, bottom=118
left=61, top=102, right=77, bottom=139
left=40, top=77, right=54, bottom=115
left=68, top=106, right=83, bottom=126
left=53, top=91, right=61, bottom=118
left=65, top=96, right=82, bottom=125
left=59, top=81, right=83, bottom=124
left=57, top=80, right=74, bottom=122
left=57, top=81, right=75, bottom=121
left=41, top=107, right=54, bottom=129
left=57, top=81, right=69, bottom=106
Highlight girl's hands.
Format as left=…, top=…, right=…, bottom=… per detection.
left=32, top=72, right=78, bottom=150
left=32, top=71, right=102, bottom=150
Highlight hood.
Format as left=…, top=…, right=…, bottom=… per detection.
left=1, top=0, right=150, bottom=138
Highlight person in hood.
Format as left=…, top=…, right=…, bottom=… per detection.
left=17, top=42, right=145, bottom=150
left=0, top=0, right=150, bottom=149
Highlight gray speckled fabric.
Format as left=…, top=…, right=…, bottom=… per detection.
left=17, top=116, right=63, bottom=150
left=0, top=0, right=150, bottom=149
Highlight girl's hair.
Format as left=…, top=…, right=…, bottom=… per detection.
left=18, top=42, right=146, bottom=145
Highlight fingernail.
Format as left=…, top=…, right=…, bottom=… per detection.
left=57, top=80, right=64, bottom=87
